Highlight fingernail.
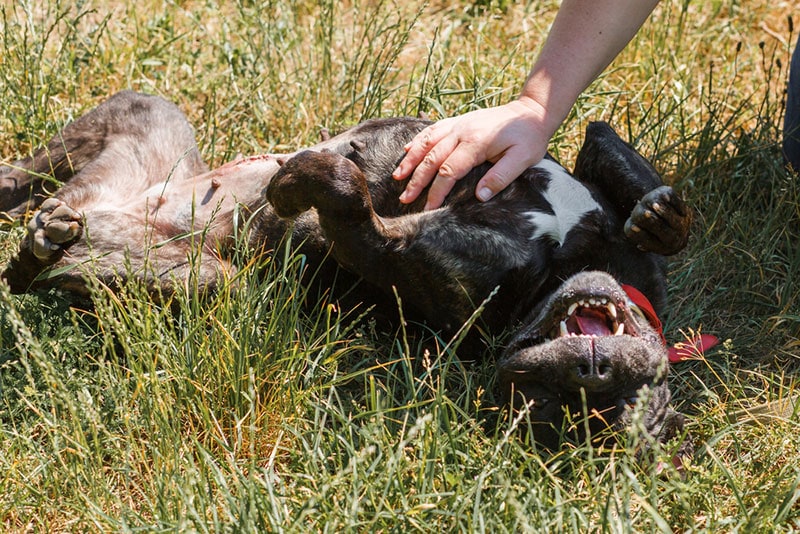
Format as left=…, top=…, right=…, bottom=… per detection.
left=477, top=187, right=493, bottom=202
left=399, top=191, right=409, bottom=203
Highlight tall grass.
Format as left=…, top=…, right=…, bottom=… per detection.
left=1, top=0, right=798, bottom=531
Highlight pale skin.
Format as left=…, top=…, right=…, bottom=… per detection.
left=392, top=0, right=662, bottom=210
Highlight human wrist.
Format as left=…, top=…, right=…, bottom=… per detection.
left=513, top=93, right=564, bottom=144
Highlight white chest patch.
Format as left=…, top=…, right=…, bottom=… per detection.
left=522, top=159, right=601, bottom=246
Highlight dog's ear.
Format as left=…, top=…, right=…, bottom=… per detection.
left=573, top=122, right=665, bottom=218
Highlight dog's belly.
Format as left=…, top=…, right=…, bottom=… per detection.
left=149, top=155, right=281, bottom=222
left=55, top=154, right=286, bottom=265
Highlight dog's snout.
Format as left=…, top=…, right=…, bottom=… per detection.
left=570, top=353, right=613, bottom=389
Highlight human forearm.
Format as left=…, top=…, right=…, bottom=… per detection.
left=520, top=0, right=661, bottom=139
left=393, top=0, right=661, bottom=209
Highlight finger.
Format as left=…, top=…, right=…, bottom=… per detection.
left=438, top=143, right=485, bottom=184
left=475, top=150, right=536, bottom=202
left=422, top=144, right=486, bottom=209
left=392, top=124, right=448, bottom=181
left=424, top=173, right=459, bottom=211
left=399, top=135, right=459, bottom=204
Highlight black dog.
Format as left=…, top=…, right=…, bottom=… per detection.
left=1, top=91, right=692, bottom=450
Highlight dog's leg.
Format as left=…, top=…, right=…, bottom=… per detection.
left=3, top=91, right=215, bottom=294
left=573, top=122, right=664, bottom=214
left=573, top=122, right=691, bottom=256
left=0, top=116, right=105, bottom=220
left=51, top=91, right=209, bottom=208
left=1, top=91, right=208, bottom=219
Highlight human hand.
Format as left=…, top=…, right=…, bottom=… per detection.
left=391, top=96, right=553, bottom=210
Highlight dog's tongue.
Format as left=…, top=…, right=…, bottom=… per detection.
left=576, top=309, right=611, bottom=336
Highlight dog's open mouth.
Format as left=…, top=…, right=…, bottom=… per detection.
left=557, top=297, right=625, bottom=338
left=503, top=272, right=668, bottom=360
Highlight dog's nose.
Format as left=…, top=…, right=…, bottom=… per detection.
left=569, top=353, right=613, bottom=390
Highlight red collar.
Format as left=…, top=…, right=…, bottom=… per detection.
left=621, top=284, right=665, bottom=343
left=621, top=284, right=718, bottom=363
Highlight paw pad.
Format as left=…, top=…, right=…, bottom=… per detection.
left=27, top=198, right=83, bottom=262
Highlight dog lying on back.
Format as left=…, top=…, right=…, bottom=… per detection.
left=1, top=91, right=693, bottom=451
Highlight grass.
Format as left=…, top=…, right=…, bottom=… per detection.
left=1, top=0, right=799, bottom=531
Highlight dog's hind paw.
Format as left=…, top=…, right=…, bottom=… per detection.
left=624, top=186, right=691, bottom=256
left=26, top=198, right=84, bottom=263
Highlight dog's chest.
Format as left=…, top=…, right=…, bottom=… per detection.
left=521, top=159, right=602, bottom=246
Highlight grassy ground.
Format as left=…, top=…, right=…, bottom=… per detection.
left=1, top=0, right=798, bottom=531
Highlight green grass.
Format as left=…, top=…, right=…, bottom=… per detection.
left=1, top=0, right=799, bottom=531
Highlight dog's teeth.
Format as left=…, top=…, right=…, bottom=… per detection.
left=588, top=298, right=597, bottom=306
left=567, top=303, right=578, bottom=316
left=615, top=323, right=625, bottom=335
left=560, top=320, right=569, bottom=337
left=607, top=303, right=617, bottom=319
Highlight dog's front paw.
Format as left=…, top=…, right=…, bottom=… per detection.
left=26, top=198, right=83, bottom=263
left=624, top=186, right=691, bottom=256
left=267, top=150, right=370, bottom=220
left=266, top=153, right=317, bottom=219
